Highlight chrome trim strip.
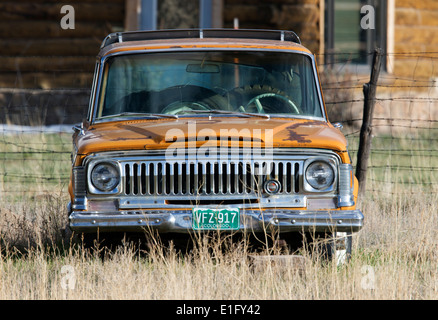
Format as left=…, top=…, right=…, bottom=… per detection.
left=87, top=62, right=100, bottom=123
left=86, top=148, right=339, bottom=160
left=69, top=209, right=364, bottom=233
left=116, top=194, right=308, bottom=209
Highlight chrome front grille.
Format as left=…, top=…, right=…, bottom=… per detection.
left=121, top=157, right=302, bottom=198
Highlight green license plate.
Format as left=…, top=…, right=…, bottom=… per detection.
left=192, top=208, right=240, bottom=230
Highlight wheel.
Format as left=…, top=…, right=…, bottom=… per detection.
left=225, top=85, right=301, bottom=114
left=323, top=231, right=352, bottom=265
left=304, top=231, right=352, bottom=265
left=245, top=92, right=300, bottom=114
left=158, top=85, right=228, bottom=114
left=161, top=101, right=212, bottom=115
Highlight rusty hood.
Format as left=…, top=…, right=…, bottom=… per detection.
left=76, top=117, right=348, bottom=156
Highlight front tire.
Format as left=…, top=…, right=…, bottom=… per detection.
left=323, top=231, right=352, bottom=265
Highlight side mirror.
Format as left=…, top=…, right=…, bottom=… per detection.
left=72, top=119, right=89, bottom=136
left=333, top=122, right=343, bottom=131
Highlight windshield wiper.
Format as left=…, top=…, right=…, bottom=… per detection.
left=150, top=113, right=179, bottom=119
left=180, top=109, right=270, bottom=119
left=100, top=112, right=178, bottom=119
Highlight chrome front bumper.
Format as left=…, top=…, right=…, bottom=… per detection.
left=69, top=209, right=364, bottom=234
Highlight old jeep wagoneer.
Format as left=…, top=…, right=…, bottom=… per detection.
left=68, top=29, right=363, bottom=261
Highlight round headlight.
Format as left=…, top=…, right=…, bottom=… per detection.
left=91, top=163, right=120, bottom=192
left=305, top=161, right=335, bottom=190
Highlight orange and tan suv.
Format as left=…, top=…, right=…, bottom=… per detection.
left=68, top=29, right=363, bottom=261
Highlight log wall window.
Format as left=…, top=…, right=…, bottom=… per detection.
left=325, top=0, right=387, bottom=69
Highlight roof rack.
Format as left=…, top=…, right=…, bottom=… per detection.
left=100, top=29, right=301, bottom=49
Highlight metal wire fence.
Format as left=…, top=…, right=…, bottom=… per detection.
left=0, top=52, right=437, bottom=198
left=320, top=51, right=438, bottom=195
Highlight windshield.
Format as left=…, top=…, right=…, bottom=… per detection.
left=96, top=51, right=323, bottom=119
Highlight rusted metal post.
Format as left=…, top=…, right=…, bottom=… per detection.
left=355, top=48, right=382, bottom=195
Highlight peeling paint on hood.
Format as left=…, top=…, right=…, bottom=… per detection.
left=76, top=117, right=347, bottom=156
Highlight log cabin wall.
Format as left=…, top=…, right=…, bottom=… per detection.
left=0, top=0, right=323, bottom=125
left=223, top=0, right=323, bottom=55
left=0, top=0, right=125, bottom=125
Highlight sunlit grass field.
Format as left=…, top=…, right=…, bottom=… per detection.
left=0, top=130, right=437, bottom=299
left=0, top=131, right=71, bottom=200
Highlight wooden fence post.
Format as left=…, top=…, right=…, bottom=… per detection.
left=355, top=48, right=382, bottom=195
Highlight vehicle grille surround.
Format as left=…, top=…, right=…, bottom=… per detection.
left=121, top=159, right=302, bottom=197
left=85, top=150, right=341, bottom=200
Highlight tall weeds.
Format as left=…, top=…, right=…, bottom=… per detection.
left=0, top=190, right=436, bottom=299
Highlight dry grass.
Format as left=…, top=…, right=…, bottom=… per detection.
left=0, top=190, right=436, bottom=300
left=0, top=130, right=436, bottom=300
